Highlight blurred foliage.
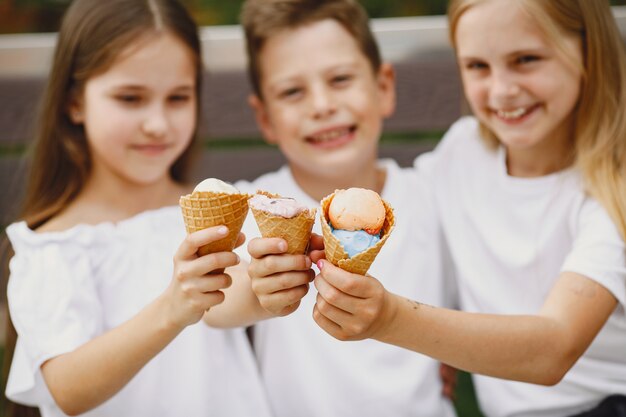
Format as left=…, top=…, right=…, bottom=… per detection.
left=1, top=0, right=625, bottom=34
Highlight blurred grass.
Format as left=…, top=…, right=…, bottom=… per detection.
left=455, top=371, right=485, bottom=417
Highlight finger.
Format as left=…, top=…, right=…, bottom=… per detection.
left=314, top=292, right=353, bottom=326
left=199, top=290, right=226, bottom=310
left=259, top=284, right=310, bottom=312
left=308, top=233, right=325, bottom=251
left=192, top=251, right=241, bottom=276
left=247, top=237, right=288, bottom=259
left=252, top=270, right=315, bottom=295
left=313, top=273, right=357, bottom=314
left=176, top=226, right=229, bottom=260
left=309, top=250, right=326, bottom=264
left=317, top=260, right=374, bottom=298
left=249, top=253, right=312, bottom=279
left=196, top=273, right=233, bottom=293
left=312, top=303, right=348, bottom=341
left=233, top=232, right=246, bottom=249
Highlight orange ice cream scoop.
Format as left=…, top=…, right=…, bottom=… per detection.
left=328, top=188, right=385, bottom=235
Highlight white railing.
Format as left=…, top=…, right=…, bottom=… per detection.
left=0, top=6, right=624, bottom=77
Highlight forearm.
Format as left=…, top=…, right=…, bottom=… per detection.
left=203, top=262, right=274, bottom=328
left=42, top=295, right=183, bottom=415
left=377, top=294, right=576, bottom=385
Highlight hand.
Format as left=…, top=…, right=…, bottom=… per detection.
left=165, top=226, right=243, bottom=329
left=308, top=233, right=326, bottom=264
left=440, top=363, right=458, bottom=400
left=313, top=260, right=392, bottom=341
left=247, top=237, right=315, bottom=316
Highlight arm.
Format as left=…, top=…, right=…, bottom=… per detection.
left=313, top=260, right=617, bottom=386
left=41, top=226, right=238, bottom=415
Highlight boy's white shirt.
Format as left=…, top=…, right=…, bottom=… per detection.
left=236, top=159, right=457, bottom=417
left=6, top=207, right=273, bottom=417
left=414, top=116, right=626, bottom=417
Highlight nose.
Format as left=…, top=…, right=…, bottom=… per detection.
left=141, top=104, right=168, bottom=139
left=490, top=69, right=521, bottom=101
left=309, top=83, right=337, bottom=119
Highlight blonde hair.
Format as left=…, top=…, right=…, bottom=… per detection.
left=21, top=0, right=202, bottom=229
left=448, top=0, right=626, bottom=240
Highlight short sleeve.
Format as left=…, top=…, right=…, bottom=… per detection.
left=562, top=199, right=626, bottom=307
left=5, top=222, right=104, bottom=405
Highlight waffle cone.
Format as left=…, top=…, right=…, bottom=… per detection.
left=179, top=191, right=250, bottom=255
left=250, top=191, right=316, bottom=255
left=320, top=191, right=395, bottom=275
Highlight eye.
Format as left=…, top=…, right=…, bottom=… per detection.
left=115, top=94, right=142, bottom=104
left=330, top=74, right=353, bottom=87
left=168, top=94, right=192, bottom=104
left=278, top=87, right=303, bottom=100
left=516, top=55, right=540, bottom=65
left=465, top=60, right=488, bottom=71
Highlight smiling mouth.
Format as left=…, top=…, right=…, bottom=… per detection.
left=131, top=144, right=170, bottom=154
left=306, top=126, right=356, bottom=144
left=494, top=105, right=539, bottom=121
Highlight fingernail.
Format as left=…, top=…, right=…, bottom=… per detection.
left=218, top=226, right=228, bottom=235
left=317, top=260, right=324, bottom=269
left=235, top=254, right=240, bottom=264
left=305, top=257, right=312, bottom=268
left=278, top=241, right=287, bottom=252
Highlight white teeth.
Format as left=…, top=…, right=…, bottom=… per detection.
left=310, top=127, right=350, bottom=142
left=496, top=107, right=527, bottom=119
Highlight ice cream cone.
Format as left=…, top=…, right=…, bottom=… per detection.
left=250, top=191, right=316, bottom=255
left=320, top=191, right=395, bottom=275
left=179, top=191, right=250, bottom=255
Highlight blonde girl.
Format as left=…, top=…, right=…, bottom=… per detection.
left=311, top=1, right=626, bottom=416
left=3, top=0, right=271, bottom=416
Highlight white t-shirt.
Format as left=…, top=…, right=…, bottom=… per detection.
left=6, top=206, right=272, bottom=417
left=236, top=159, right=457, bottom=417
left=414, top=117, right=626, bottom=417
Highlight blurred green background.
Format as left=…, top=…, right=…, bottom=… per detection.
left=1, top=0, right=625, bottom=33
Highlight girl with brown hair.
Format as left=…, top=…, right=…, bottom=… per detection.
left=3, top=0, right=271, bottom=416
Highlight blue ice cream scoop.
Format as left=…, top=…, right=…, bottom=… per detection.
left=331, top=228, right=381, bottom=258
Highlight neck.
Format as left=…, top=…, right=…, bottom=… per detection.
left=506, top=128, right=575, bottom=178
left=78, top=171, right=187, bottom=222
left=289, top=160, right=386, bottom=202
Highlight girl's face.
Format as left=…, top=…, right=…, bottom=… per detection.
left=72, top=32, right=197, bottom=187
left=455, top=0, right=583, bottom=159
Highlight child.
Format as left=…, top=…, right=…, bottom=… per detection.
left=236, top=1, right=458, bottom=416
left=3, top=0, right=272, bottom=416
left=312, top=0, right=626, bottom=416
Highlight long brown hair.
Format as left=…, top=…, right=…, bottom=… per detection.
left=23, top=0, right=202, bottom=229
left=240, top=0, right=382, bottom=99
left=2, top=1, right=202, bottom=415
left=448, top=0, right=626, bottom=240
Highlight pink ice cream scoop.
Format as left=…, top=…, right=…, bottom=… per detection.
left=249, top=194, right=309, bottom=218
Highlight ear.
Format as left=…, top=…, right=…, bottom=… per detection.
left=68, top=93, right=85, bottom=124
left=248, top=94, right=278, bottom=145
left=376, top=62, right=396, bottom=118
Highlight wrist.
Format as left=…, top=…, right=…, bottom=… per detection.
left=152, top=294, right=187, bottom=336
left=373, top=291, right=400, bottom=342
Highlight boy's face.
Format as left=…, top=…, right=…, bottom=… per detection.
left=250, top=19, right=395, bottom=179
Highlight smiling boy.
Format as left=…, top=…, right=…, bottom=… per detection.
left=235, top=1, right=458, bottom=416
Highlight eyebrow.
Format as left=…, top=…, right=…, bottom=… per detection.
left=110, top=84, right=195, bottom=92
